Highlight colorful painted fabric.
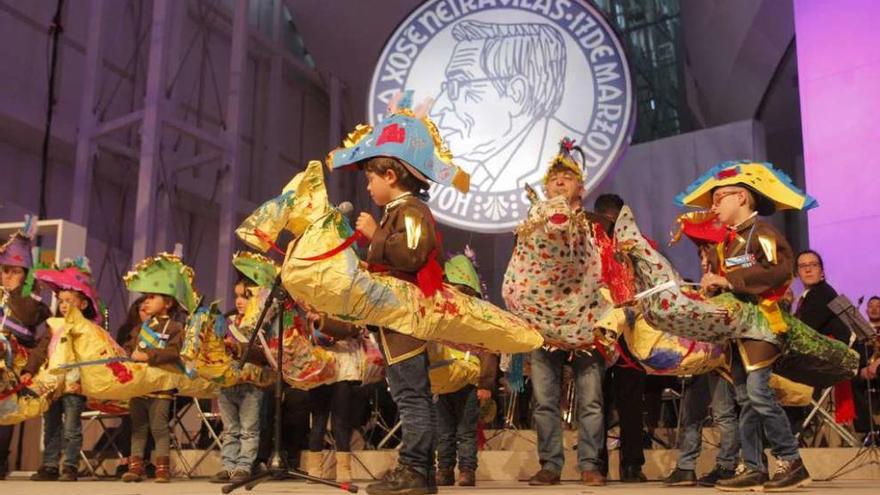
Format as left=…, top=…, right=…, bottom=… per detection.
left=503, top=195, right=613, bottom=350
left=617, top=205, right=858, bottom=388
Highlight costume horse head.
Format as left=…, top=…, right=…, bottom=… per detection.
left=45, top=309, right=217, bottom=399
left=502, top=195, right=619, bottom=350
left=236, top=161, right=543, bottom=354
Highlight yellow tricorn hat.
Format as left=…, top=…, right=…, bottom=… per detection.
left=675, top=160, right=817, bottom=215
left=542, top=137, right=586, bottom=186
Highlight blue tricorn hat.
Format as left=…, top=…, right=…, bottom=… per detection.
left=326, top=90, right=470, bottom=194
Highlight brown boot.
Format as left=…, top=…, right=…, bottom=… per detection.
left=335, top=452, right=352, bottom=483
left=581, top=470, right=606, bottom=486
left=458, top=467, right=476, bottom=486
left=528, top=468, right=560, bottom=486
left=436, top=467, right=455, bottom=486
left=154, top=456, right=171, bottom=483
left=121, top=456, right=145, bottom=482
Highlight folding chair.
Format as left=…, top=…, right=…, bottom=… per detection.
left=79, top=408, right=128, bottom=477
left=168, top=397, right=223, bottom=477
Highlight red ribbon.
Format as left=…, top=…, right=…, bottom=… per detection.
left=253, top=229, right=286, bottom=256
left=294, top=230, right=364, bottom=261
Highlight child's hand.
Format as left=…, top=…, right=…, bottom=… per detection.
left=356, top=213, right=378, bottom=241
left=476, top=388, right=492, bottom=402
left=131, top=350, right=149, bottom=362
left=700, top=273, right=732, bottom=292
left=19, top=373, right=32, bottom=384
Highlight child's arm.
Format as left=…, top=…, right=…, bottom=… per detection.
left=366, top=205, right=437, bottom=273
left=477, top=352, right=499, bottom=400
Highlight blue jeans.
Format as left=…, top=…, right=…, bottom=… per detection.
left=42, top=394, right=86, bottom=469
left=677, top=373, right=740, bottom=470
left=731, top=352, right=800, bottom=472
left=436, top=384, right=479, bottom=470
left=385, top=351, right=436, bottom=476
left=531, top=348, right=605, bottom=473
left=219, top=384, right=265, bottom=472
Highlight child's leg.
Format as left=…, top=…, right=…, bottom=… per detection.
left=218, top=385, right=243, bottom=473
left=236, top=385, right=264, bottom=473
left=385, top=352, right=434, bottom=476
left=42, top=398, right=64, bottom=468
left=435, top=392, right=458, bottom=470
left=329, top=381, right=355, bottom=452
left=147, top=398, right=172, bottom=458
left=60, top=394, right=87, bottom=471
left=455, top=386, right=479, bottom=472
left=308, top=384, right=333, bottom=452
left=129, top=397, right=151, bottom=459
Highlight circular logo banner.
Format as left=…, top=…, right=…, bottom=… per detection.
left=369, top=0, right=634, bottom=233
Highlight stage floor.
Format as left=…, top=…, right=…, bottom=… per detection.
left=0, top=478, right=876, bottom=494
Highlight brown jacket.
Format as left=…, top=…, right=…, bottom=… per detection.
left=2, top=287, right=51, bottom=347
left=707, top=216, right=793, bottom=367
left=123, top=315, right=184, bottom=369
left=366, top=193, right=440, bottom=364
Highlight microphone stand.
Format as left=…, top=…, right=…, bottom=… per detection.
left=222, top=275, right=358, bottom=493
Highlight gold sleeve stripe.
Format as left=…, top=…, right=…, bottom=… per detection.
left=404, top=213, right=423, bottom=251
left=758, top=234, right=778, bottom=264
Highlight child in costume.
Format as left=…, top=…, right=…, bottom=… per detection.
left=434, top=249, right=497, bottom=488
left=210, top=252, right=274, bottom=483
left=327, top=90, right=469, bottom=495
left=676, top=160, right=814, bottom=492
left=0, top=216, right=51, bottom=479
left=121, top=253, right=198, bottom=483
left=23, top=258, right=98, bottom=482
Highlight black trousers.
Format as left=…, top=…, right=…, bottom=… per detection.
left=0, top=424, right=13, bottom=472
left=309, top=381, right=358, bottom=452
left=599, top=362, right=646, bottom=472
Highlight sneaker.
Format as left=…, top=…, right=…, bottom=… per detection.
left=30, top=465, right=60, bottom=481
left=581, top=470, right=606, bottom=486
left=230, top=469, right=251, bottom=482
left=210, top=469, right=230, bottom=483
left=436, top=467, right=455, bottom=486
left=663, top=467, right=696, bottom=486
left=620, top=464, right=647, bottom=483
left=698, top=465, right=737, bottom=487
left=715, top=468, right=769, bottom=492
left=366, top=464, right=429, bottom=495
left=763, top=458, right=811, bottom=492
left=528, top=468, right=561, bottom=486
left=58, top=466, right=78, bottom=482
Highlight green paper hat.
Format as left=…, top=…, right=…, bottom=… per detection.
left=124, top=252, right=199, bottom=313
left=232, top=251, right=279, bottom=288
left=444, top=254, right=481, bottom=296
